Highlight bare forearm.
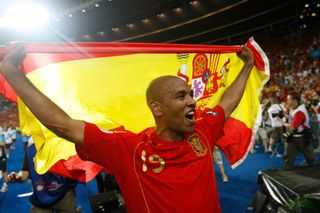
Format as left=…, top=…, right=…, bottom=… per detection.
left=283, top=121, right=294, bottom=130
left=3, top=68, right=72, bottom=137
left=276, top=118, right=294, bottom=130
left=220, top=62, right=253, bottom=118
left=0, top=45, right=84, bottom=145
left=19, top=171, right=29, bottom=182
left=218, top=45, right=254, bottom=118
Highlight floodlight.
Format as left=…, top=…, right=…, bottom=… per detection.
left=0, top=2, right=49, bottom=30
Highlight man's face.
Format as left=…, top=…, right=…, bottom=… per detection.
left=301, top=94, right=307, bottom=103
left=160, top=79, right=196, bottom=134
left=287, top=95, right=297, bottom=109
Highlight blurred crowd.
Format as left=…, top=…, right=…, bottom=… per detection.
left=249, top=20, right=320, bottom=165
left=0, top=99, right=20, bottom=192
left=0, top=99, right=19, bottom=128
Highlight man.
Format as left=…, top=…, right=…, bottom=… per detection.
left=280, top=92, right=317, bottom=168
left=310, top=98, right=320, bottom=152
left=0, top=44, right=254, bottom=212
left=4, top=126, right=14, bottom=158
left=267, top=95, right=285, bottom=153
left=5, top=137, right=77, bottom=212
left=251, top=98, right=270, bottom=153
left=0, top=127, right=8, bottom=192
left=213, top=147, right=229, bottom=183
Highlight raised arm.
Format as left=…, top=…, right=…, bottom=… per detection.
left=219, top=46, right=254, bottom=119
left=0, top=44, right=84, bottom=146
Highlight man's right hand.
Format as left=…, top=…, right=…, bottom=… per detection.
left=0, top=44, right=26, bottom=75
left=237, top=45, right=254, bottom=65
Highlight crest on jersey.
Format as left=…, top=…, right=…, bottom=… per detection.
left=187, top=134, right=207, bottom=157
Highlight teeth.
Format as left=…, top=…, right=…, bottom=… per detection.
left=186, top=111, right=195, bottom=120
left=187, top=111, right=194, bottom=116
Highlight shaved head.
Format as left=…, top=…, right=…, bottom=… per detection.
left=146, top=75, right=185, bottom=104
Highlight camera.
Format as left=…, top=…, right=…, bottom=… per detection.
left=311, top=99, right=319, bottom=106
left=271, top=110, right=284, bottom=118
left=282, top=129, right=294, bottom=139
left=306, top=100, right=319, bottom=111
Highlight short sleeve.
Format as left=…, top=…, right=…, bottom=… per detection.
left=196, top=105, right=225, bottom=150
left=291, top=111, right=306, bottom=129
left=76, top=122, right=134, bottom=173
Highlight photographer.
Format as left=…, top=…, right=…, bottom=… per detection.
left=267, top=95, right=286, bottom=153
left=278, top=92, right=317, bottom=168
left=308, top=97, right=320, bottom=152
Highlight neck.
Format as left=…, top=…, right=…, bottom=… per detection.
left=292, top=103, right=300, bottom=110
left=156, top=127, right=184, bottom=142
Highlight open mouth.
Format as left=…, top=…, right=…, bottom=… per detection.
left=185, top=110, right=195, bottom=121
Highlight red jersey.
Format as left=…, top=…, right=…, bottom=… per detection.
left=77, top=106, right=225, bottom=213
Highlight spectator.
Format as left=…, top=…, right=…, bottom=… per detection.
left=0, top=127, right=8, bottom=192
left=280, top=92, right=317, bottom=168
left=267, top=95, right=285, bottom=153
left=5, top=137, right=78, bottom=212
left=213, top=147, right=229, bottom=183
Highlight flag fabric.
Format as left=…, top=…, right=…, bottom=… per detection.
left=0, top=38, right=269, bottom=182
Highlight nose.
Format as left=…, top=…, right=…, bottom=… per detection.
left=187, top=95, right=196, bottom=108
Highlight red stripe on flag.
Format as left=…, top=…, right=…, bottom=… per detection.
left=246, top=38, right=267, bottom=72
left=0, top=76, right=18, bottom=103
left=49, top=154, right=106, bottom=182
left=217, top=117, right=252, bottom=166
left=23, top=42, right=242, bottom=54
left=20, top=43, right=242, bottom=74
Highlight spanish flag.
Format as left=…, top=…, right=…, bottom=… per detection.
left=0, top=38, right=269, bottom=181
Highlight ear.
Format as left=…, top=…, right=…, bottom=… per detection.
left=149, top=101, right=162, bottom=117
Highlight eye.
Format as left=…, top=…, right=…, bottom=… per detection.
left=175, top=91, right=186, bottom=100
left=177, top=95, right=185, bottom=100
